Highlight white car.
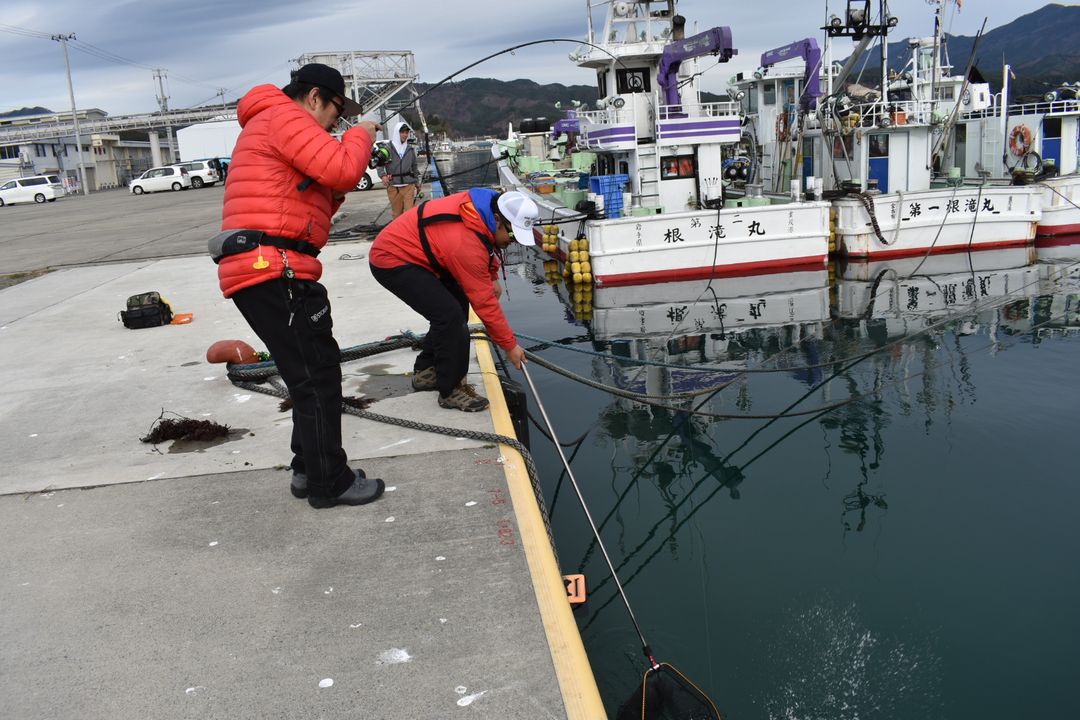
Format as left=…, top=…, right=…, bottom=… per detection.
left=130, top=166, right=191, bottom=194
left=356, top=166, right=379, bottom=191
left=171, top=160, right=221, bottom=189
left=0, top=174, right=65, bottom=206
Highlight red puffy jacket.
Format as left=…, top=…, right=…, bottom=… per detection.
left=369, top=193, right=516, bottom=350
left=217, top=84, right=373, bottom=297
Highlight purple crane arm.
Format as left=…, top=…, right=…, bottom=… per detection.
left=760, top=38, right=823, bottom=112
left=657, top=27, right=736, bottom=107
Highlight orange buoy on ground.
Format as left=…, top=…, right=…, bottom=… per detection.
left=206, top=339, right=259, bottom=364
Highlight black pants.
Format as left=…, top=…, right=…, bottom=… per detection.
left=370, top=263, right=470, bottom=396
left=232, top=278, right=355, bottom=497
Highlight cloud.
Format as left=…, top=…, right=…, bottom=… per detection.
left=0, top=0, right=1052, bottom=115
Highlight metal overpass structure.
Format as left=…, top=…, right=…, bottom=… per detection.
left=0, top=50, right=422, bottom=146
left=0, top=107, right=235, bottom=145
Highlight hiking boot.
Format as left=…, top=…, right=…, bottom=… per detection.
left=307, top=470, right=385, bottom=509
left=438, top=382, right=490, bottom=412
left=410, top=366, right=438, bottom=392
left=291, top=467, right=365, bottom=499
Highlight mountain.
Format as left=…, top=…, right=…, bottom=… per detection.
left=397, top=78, right=596, bottom=139
left=849, top=3, right=1080, bottom=99
left=0, top=106, right=53, bottom=119
left=397, top=79, right=730, bottom=140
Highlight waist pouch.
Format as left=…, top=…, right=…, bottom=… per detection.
left=119, top=291, right=173, bottom=329
left=208, top=229, right=321, bottom=264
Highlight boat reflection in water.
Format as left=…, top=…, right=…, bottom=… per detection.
left=516, top=242, right=1080, bottom=718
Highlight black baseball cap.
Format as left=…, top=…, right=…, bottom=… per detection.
left=290, top=63, right=364, bottom=118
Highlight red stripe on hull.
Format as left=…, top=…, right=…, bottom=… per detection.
left=594, top=255, right=827, bottom=288
left=1036, top=222, right=1080, bottom=238
left=841, top=238, right=1031, bottom=260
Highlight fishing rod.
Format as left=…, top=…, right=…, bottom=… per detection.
left=519, top=364, right=722, bottom=720
left=300, top=38, right=624, bottom=193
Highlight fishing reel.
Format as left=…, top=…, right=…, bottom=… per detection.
left=368, top=143, right=392, bottom=169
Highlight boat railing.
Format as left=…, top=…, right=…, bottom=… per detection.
left=576, top=107, right=636, bottom=125
left=959, top=94, right=1080, bottom=120
left=657, top=101, right=741, bottom=120
left=843, top=97, right=928, bottom=127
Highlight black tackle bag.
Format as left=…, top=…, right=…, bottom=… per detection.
left=119, top=291, right=173, bottom=329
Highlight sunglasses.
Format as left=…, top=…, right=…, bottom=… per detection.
left=328, top=97, right=345, bottom=117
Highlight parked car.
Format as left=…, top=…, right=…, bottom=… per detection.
left=130, top=166, right=191, bottom=194
left=356, top=166, right=380, bottom=191
left=0, top=174, right=65, bottom=206
left=171, top=160, right=220, bottom=189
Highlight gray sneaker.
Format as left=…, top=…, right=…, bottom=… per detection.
left=438, top=382, right=490, bottom=412
left=411, top=366, right=437, bottom=392
left=291, top=467, right=365, bottom=499
left=307, top=470, right=385, bottom=509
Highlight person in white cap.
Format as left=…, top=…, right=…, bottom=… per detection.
left=369, top=188, right=539, bottom=411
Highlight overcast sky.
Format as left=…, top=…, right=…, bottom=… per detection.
left=0, top=0, right=1058, bottom=118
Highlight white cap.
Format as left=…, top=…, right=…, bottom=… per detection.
left=496, top=191, right=540, bottom=246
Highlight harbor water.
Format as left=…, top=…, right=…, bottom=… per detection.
left=457, top=158, right=1080, bottom=718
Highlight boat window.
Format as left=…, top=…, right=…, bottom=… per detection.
left=869, top=134, right=889, bottom=158
left=803, top=136, right=814, bottom=157
left=1043, top=117, right=1062, bottom=138
left=832, top=134, right=854, bottom=159
left=661, top=154, right=696, bottom=180
left=597, top=71, right=608, bottom=98
left=764, top=82, right=777, bottom=105
left=617, top=68, right=651, bottom=94
left=746, top=88, right=758, bottom=114
left=763, top=82, right=776, bottom=106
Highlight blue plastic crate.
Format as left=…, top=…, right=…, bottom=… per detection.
left=589, top=174, right=629, bottom=194
left=589, top=174, right=629, bottom=219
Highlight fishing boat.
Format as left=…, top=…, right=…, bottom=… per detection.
left=432, top=138, right=455, bottom=162
left=956, top=75, right=1080, bottom=239
left=733, top=0, right=1042, bottom=261
left=494, top=0, right=832, bottom=288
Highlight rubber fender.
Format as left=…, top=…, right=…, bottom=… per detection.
left=206, top=339, right=259, bottom=364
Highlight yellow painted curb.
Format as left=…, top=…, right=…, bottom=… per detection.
left=473, top=334, right=607, bottom=720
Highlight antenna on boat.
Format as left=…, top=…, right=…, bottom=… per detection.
left=520, top=364, right=723, bottom=720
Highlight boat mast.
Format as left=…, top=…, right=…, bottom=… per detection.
left=587, top=0, right=594, bottom=45
left=880, top=0, right=889, bottom=105
left=930, top=0, right=945, bottom=118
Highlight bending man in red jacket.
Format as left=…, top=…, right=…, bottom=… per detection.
left=216, top=63, right=384, bottom=509
left=369, top=189, right=538, bottom=411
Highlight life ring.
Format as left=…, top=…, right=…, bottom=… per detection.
left=1009, top=124, right=1033, bottom=157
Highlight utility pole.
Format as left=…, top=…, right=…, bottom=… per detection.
left=51, top=33, right=88, bottom=196
left=154, top=69, right=176, bottom=162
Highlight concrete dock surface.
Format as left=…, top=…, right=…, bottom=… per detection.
left=0, top=184, right=605, bottom=718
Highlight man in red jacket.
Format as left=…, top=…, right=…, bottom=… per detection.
left=216, top=63, right=384, bottom=509
left=369, top=188, right=537, bottom=411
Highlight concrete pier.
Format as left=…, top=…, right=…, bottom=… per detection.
left=0, top=182, right=605, bottom=718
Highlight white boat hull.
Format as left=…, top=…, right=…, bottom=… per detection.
left=1036, top=175, right=1080, bottom=237
left=498, top=153, right=831, bottom=286
left=834, top=185, right=1041, bottom=259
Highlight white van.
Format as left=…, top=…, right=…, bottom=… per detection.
left=171, top=160, right=221, bottom=188
left=129, top=166, right=191, bottom=194
left=0, top=175, right=65, bottom=206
